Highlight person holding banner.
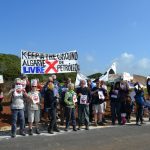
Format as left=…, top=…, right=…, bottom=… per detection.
left=8, top=78, right=28, bottom=138
left=44, top=79, right=60, bottom=134
left=109, top=82, right=122, bottom=125
left=91, top=79, right=107, bottom=126
left=76, top=80, right=91, bottom=130
left=27, top=79, right=41, bottom=135
left=64, top=83, right=77, bottom=131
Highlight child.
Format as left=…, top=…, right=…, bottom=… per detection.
left=27, top=79, right=41, bottom=135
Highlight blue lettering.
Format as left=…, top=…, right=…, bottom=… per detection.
left=23, top=66, right=44, bottom=74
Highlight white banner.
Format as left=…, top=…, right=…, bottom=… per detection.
left=21, top=50, right=79, bottom=74
left=0, top=75, right=4, bottom=83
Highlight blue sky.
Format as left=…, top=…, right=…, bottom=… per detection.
left=0, top=0, right=150, bottom=76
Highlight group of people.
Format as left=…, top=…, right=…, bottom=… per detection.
left=1, top=74, right=150, bottom=138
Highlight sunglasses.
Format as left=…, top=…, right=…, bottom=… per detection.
left=16, top=83, right=21, bottom=85
left=32, top=86, right=37, bottom=87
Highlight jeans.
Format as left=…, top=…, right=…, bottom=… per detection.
left=136, top=105, right=143, bottom=123
left=65, top=107, right=76, bottom=128
left=78, top=105, right=89, bottom=126
left=111, top=102, right=121, bottom=124
left=48, top=108, right=57, bottom=130
left=11, top=109, right=25, bottom=134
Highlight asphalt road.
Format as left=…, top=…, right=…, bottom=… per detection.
left=0, top=123, right=150, bottom=150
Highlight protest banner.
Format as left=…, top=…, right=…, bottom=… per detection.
left=21, top=50, right=80, bottom=74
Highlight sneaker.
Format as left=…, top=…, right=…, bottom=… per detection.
left=54, top=128, right=60, bottom=132
left=73, top=127, right=77, bottom=131
left=11, top=133, right=16, bottom=138
left=64, top=128, right=69, bottom=131
left=29, top=129, right=33, bottom=136
left=48, top=130, right=54, bottom=134
left=20, top=131, right=26, bottom=136
left=36, top=128, right=40, bottom=134
left=127, top=119, right=131, bottom=123
left=102, top=118, right=108, bottom=123
left=85, top=126, right=89, bottom=130
left=94, top=122, right=98, bottom=127
left=136, top=122, right=141, bottom=126
left=98, top=122, right=105, bottom=126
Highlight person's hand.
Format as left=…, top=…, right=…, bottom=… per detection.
left=79, top=93, right=82, bottom=96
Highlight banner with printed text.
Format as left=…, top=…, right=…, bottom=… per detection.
left=21, top=50, right=80, bottom=74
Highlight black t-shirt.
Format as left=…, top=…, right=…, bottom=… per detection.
left=92, top=87, right=107, bottom=104
left=76, top=87, right=91, bottom=105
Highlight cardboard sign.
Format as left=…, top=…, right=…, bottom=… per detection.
left=21, top=50, right=79, bottom=74
left=80, top=95, right=88, bottom=104
left=0, top=92, right=4, bottom=99
left=73, top=94, right=77, bottom=103
left=98, top=91, right=105, bottom=99
left=0, top=75, right=4, bottom=84
left=31, top=92, right=40, bottom=104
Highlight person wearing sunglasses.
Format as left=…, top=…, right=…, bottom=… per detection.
left=27, top=79, right=41, bottom=135
left=8, top=78, right=28, bottom=138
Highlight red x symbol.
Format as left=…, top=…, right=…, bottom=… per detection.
left=45, top=60, right=58, bottom=74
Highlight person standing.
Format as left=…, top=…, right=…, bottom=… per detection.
left=0, top=88, right=4, bottom=114
left=8, top=78, right=28, bottom=138
left=109, top=82, right=121, bottom=125
left=119, top=81, right=129, bottom=125
left=91, top=79, right=107, bottom=126
left=27, top=79, right=41, bottom=135
left=76, top=80, right=91, bottom=130
left=44, top=80, right=60, bottom=134
left=64, top=83, right=77, bottom=131
left=146, top=78, right=150, bottom=99
left=87, top=79, right=93, bottom=123
left=134, top=82, right=145, bottom=126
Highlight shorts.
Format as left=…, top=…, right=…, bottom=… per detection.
left=28, top=110, right=40, bottom=123
left=93, top=104, right=104, bottom=114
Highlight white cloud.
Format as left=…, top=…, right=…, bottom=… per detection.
left=86, top=55, right=94, bottom=62
left=137, top=58, right=150, bottom=69
left=120, top=52, right=134, bottom=63
left=115, top=52, right=150, bottom=76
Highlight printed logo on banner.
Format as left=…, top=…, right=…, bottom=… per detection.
left=45, top=60, right=58, bottom=74
left=21, top=50, right=79, bottom=74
